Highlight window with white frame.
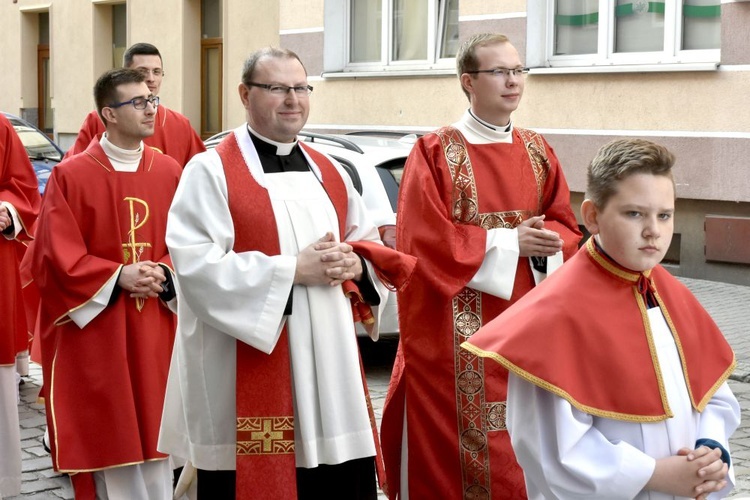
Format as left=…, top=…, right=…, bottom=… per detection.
left=347, top=0, right=459, bottom=71
left=548, top=0, right=720, bottom=67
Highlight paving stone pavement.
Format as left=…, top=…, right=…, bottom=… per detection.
left=8, top=276, right=750, bottom=499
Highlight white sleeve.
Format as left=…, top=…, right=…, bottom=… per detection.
left=466, top=227, right=519, bottom=299
left=507, top=374, right=655, bottom=499
left=697, top=382, right=741, bottom=498
left=166, top=151, right=296, bottom=354
left=333, top=159, right=390, bottom=341
left=68, top=271, right=120, bottom=328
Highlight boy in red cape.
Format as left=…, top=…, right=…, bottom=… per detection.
left=463, top=139, right=739, bottom=499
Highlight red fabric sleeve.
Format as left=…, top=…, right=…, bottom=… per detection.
left=396, top=136, right=488, bottom=299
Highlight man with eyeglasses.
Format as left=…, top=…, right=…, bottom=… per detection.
left=158, top=47, right=414, bottom=500
left=381, top=33, right=582, bottom=499
left=65, top=42, right=205, bottom=167
left=31, top=68, right=181, bottom=499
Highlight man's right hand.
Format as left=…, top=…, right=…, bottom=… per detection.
left=118, top=261, right=165, bottom=298
left=294, top=232, right=360, bottom=287
left=517, top=215, right=563, bottom=258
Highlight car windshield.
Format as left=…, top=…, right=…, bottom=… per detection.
left=9, top=120, right=63, bottom=162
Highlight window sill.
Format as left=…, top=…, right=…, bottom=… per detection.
left=321, top=68, right=456, bottom=79
left=529, top=62, right=719, bottom=75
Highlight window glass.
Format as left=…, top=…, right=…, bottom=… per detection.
left=554, top=0, right=598, bottom=55
left=351, top=0, right=382, bottom=63
left=682, top=0, right=720, bottom=50
left=614, top=0, right=664, bottom=53
left=439, top=0, right=459, bottom=59
left=392, top=0, right=428, bottom=61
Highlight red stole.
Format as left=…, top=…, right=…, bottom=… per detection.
left=463, top=237, right=736, bottom=419
left=217, top=132, right=413, bottom=499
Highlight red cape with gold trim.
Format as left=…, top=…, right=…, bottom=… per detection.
left=463, top=238, right=735, bottom=421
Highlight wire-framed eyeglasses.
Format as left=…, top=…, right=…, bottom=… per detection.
left=465, top=67, right=530, bottom=78
left=109, top=96, right=160, bottom=110
left=245, top=82, right=314, bottom=96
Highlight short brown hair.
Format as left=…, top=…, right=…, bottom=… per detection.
left=123, top=42, right=162, bottom=68
left=456, top=33, right=510, bottom=100
left=241, top=47, right=307, bottom=86
left=587, top=138, right=676, bottom=209
left=94, top=68, right=146, bottom=125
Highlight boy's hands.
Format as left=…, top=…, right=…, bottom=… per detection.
left=681, top=446, right=729, bottom=499
left=646, top=447, right=727, bottom=499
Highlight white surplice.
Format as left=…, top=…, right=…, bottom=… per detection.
left=0, top=365, right=21, bottom=498
left=158, top=126, right=387, bottom=471
left=507, top=307, right=740, bottom=500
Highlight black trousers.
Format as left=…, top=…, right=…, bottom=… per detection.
left=196, top=456, right=377, bottom=500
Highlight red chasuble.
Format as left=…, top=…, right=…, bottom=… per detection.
left=31, top=139, right=181, bottom=475
left=64, top=107, right=205, bottom=167
left=381, top=127, right=581, bottom=499
left=0, top=114, right=41, bottom=366
left=216, top=133, right=415, bottom=500
left=463, top=237, right=735, bottom=420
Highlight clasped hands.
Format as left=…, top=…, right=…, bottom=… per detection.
left=295, top=232, right=362, bottom=287
left=517, top=215, right=563, bottom=258
left=648, top=446, right=729, bottom=499
left=117, top=261, right=166, bottom=298
left=0, top=204, right=11, bottom=233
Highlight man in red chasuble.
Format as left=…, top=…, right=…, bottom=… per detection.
left=32, top=68, right=181, bottom=499
left=1, top=113, right=42, bottom=498
left=380, top=33, right=582, bottom=499
left=64, top=42, right=205, bottom=168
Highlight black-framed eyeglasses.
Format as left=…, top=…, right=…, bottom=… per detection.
left=109, top=96, right=160, bottom=110
left=245, top=82, right=313, bottom=96
left=465, top=67, right=530, bottom=78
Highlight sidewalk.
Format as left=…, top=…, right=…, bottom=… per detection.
left=8, top=276, right=750, bottom=499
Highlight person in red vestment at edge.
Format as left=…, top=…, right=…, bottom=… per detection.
left=0, top=113, right=42, bottom=498
left=157, top=47, right=415, bottom=500
left=462, top=139, right=739, bottom=499
left=64, top=42, right=205, bottom=168
left=380, top=33, right=582, bottom=499
left=31, top=68, right=182, bottom=499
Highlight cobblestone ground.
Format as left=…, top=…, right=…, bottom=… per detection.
left=8, top=277, right=750, bottom=499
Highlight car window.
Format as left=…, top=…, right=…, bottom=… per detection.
left=375, top=167, right=399, bottom=212
left=9, top=119, right=63, bottom=162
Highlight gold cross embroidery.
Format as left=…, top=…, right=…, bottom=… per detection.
left=121, top=197, right=152, bottom=311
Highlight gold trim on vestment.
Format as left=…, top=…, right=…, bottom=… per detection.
left=58, top=457, right=169, bottom=474
left=461, top=342, right=671, bottom=423
left=84, top=151, right=112, bottom=172
left=436, top=126, right=552, bottom=498
left=236, top=416, right=295, bottom=455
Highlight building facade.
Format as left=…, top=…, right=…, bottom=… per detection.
left=1, top=0, right=748, bottom=283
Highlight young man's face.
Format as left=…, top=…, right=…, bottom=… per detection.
left=584, top=173, right=675, bottom=272
left=108, top=82, right=156, bottom=141
left=128, top=54, right=164, bottom=96
left=461, top=42, right=525, bottom=127
left=240, top=56, right=310, bottom=143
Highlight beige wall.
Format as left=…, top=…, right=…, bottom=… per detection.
left=460, top=0, right=526, bottom=16
left=224, top=0, right=280, bottom=129
left=280, top=0, right=323, bottom=30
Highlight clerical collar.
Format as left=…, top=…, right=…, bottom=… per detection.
left=452, top=110, right=514, bottom=145
left=100, top=133, right=143, bottom=172
left=469, top=109, right=512, bottom=133
left=246, top=125, right=298, bottom=156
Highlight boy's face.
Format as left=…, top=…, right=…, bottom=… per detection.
left=582, top=173, right=675, bottom=272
